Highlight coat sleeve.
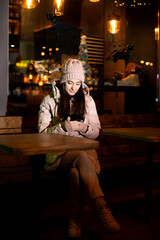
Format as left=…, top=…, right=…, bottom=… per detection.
left=38, top=95, right=52, bottom=133
left=38, top=95, right=66, bottom=135
left=80, top=95, right=101, bottom=140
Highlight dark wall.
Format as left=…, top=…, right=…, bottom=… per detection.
left=59, top=0, right=82, bottom=28
left=34, top=27, right=81, bottom=62
left=126, top=3, right=157, bottom=87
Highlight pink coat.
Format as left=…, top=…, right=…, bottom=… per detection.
left=38, top=85, right=101, bottom=173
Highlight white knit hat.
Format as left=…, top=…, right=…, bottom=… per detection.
left=60, top=59, right=85, bottom=84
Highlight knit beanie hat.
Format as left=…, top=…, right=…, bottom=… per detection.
left=60, top=59, right=85, bottom=84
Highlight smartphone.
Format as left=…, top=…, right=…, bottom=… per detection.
left=69, top=114, right=84, bottom=122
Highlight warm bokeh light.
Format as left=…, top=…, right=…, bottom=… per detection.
left=108, top=20, right=120, bottom=34
left=155, top=27, right=159, bottom=41
left=140, top=60, right=144, bottom=64
left=38, top=80, right=43, bottom=86
left=19, top=0, right=40, bottom=9
left=41, top=52, right=45, bottom=56
left=89, top=0, right=100, bottom=2
left=16, top=61, right=29, bottom=68
left=114, top=1, right=151, bottom=7
left=29, top=74, right=33, bottom=80
left=24, top=77, right=28, bottom=83
left=107, top=14, right=120, bottom=34
left=54, top=0, right=65, bottom=16
left=140, top=60, right=153, bottom=67
left=40, top=73, right=44, bottom=79
left=43, top=75, right=48, bottom=81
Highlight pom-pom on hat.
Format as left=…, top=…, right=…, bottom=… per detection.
left=60, top=59, right=85, bottom=84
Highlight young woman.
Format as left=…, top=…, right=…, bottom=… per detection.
left=38, top=59, right=121, bottom=238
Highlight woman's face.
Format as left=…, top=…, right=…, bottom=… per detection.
left=64, top=79, right=81, bottom=96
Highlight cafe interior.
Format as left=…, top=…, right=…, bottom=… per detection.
left=4, top=0, right=160, bottom=116
left=0, top=0, right=160, bottom=239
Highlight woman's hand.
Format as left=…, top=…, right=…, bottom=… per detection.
left=61, top=117, right=73, bottom=132
left=61, top=117, right=88, bottom=133
left=69, top=121, right=88, bottom=133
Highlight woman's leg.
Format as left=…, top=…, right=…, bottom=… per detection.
left=60, top=150, right=101, bottom=237
left=70, top=167, right=81, bottom=211
left=68, top=167, right=81, bottom=238
left=60, top=150, right=104, bottom=200
left=60, top=150, right=121, bottom=233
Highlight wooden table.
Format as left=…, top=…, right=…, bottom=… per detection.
left=0, top=133, right=99, bottom=238
left=102, top=127, right=160, bottom=223
left=0, top=132, right=99, bottom=179
left=0, top=133, right=99, bottom=155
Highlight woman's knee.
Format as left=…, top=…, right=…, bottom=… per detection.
left=75, top=151, right=93, bottom=168
left=77, top=151, right=88, bottom=160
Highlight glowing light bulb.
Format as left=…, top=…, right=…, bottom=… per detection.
left=20, top=0, right=40, bottom=9
left=54, top=0, right=64, bottom=16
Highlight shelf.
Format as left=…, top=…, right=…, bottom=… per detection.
left=9, top=19, right=20, bottom=23
left=9, top=3, right=21, bottom=20
left=9, top=0, right=21, bottom=6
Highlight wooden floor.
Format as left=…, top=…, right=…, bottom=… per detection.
left=1, top=164, right=160, bottom=240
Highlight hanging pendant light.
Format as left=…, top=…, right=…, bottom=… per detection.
left=107, top=13, right=120, bottom=34
left=54, top=0, right=65, bottom=16
left=89, top=0, right=100, bottom=2
left=19, top=0, right=40, bottom=9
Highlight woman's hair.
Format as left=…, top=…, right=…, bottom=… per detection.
left=57, top=83, right=86, bottom=121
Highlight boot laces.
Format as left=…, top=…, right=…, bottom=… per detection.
left=97, top=203, right=116, bottom=226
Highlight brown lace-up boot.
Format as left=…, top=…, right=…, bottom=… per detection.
left=94, top=197, right=121, bottom=233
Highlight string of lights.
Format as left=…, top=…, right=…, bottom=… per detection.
left=113, top=0, right=151, bottom=7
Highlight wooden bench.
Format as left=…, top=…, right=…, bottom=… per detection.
left=1, top=113, right=160, bottom=184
